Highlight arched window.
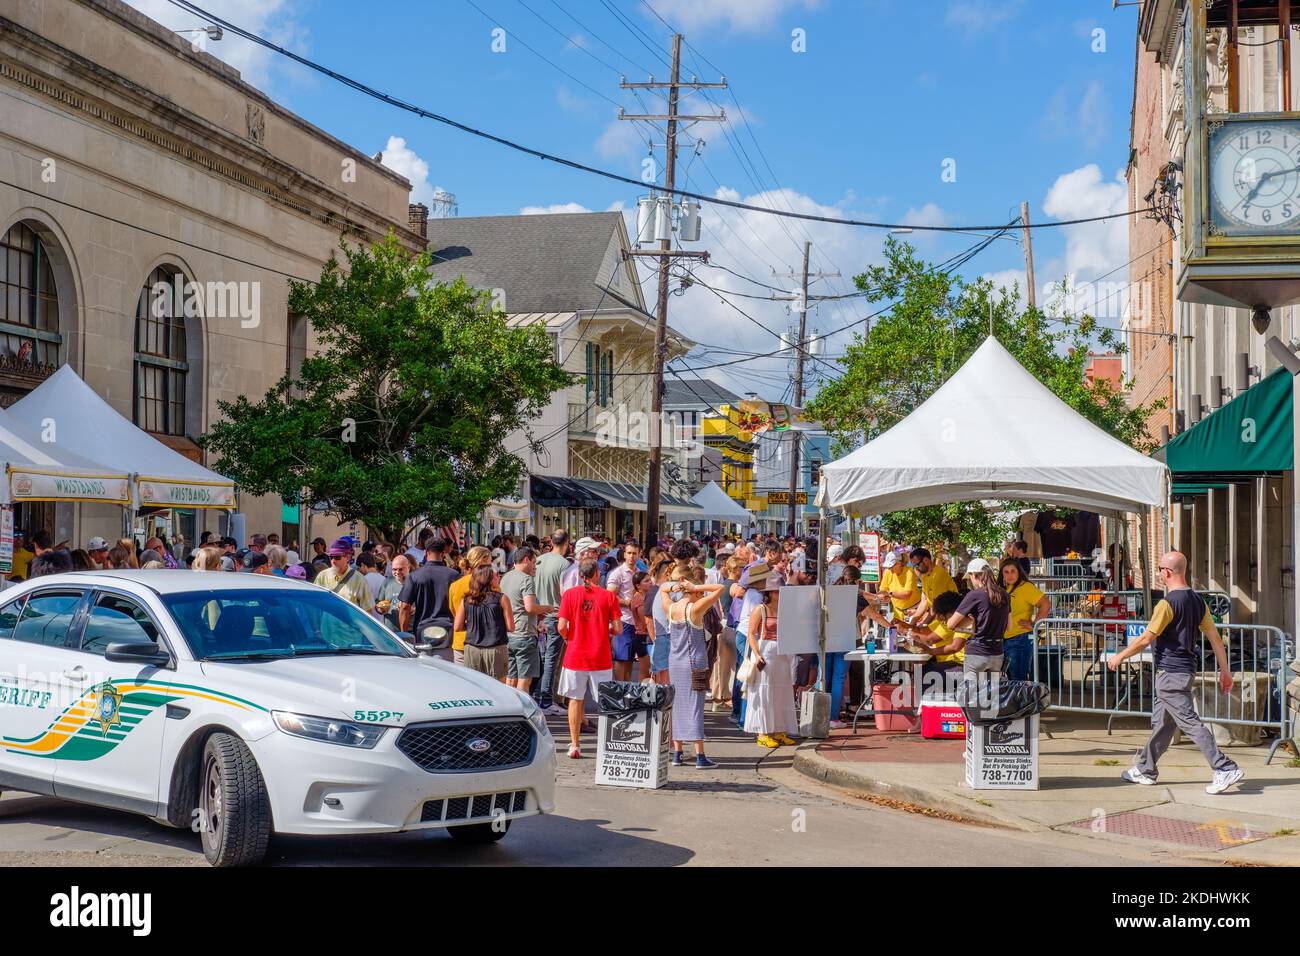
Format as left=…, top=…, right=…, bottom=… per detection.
left=0, top=222, right=62, bottom=365
left=134, top=266, right=190, bottom=435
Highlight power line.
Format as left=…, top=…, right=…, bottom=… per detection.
left=163, top=0, right=1160, bottom=236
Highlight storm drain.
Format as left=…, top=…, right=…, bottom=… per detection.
left=1069, top=810, right=1271, bottom=849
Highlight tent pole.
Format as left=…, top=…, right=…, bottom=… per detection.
left=1138, top=510, right=1151, bottom=605
left=816, top=503, right=829, bottom=735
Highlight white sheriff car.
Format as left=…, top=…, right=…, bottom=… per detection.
left=0, top=571, right=556, bottom=866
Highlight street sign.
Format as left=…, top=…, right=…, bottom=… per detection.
left=767, top=491, right=807, bottom=506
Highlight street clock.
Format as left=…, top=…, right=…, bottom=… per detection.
left=1208, top=117, right=1300, bottom=235
left=1177, top=1, right=1300, bottom=321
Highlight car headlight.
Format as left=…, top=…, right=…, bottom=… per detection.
left=272, top=711, right=387, bottom=749
left=518, top=693, right=550, bottom=738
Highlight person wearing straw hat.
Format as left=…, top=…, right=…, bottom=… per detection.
left=743, top=571, right=797, bottom=748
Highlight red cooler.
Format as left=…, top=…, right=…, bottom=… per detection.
left=920, top=699, right=967, bottom=739
left=871, top=682, right=915, bottom=732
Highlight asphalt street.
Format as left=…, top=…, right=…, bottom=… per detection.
left=0, top=712, right=1189, bottom=866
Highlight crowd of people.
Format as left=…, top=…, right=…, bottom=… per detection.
left=6, top=521, right=1061, bottom=760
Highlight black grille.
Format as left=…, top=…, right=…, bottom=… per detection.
left=397, top=719, right=535, bottom=773
left=421, top=790, right=529, bottom=822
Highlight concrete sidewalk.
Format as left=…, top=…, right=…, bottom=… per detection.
left=794, top=711, right=1300, bottom=865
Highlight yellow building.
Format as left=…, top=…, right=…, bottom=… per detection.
left=703, top=405, right=756, bottom=504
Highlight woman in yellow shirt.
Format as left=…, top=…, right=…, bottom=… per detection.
left=899, top=591, right=968, bottom=697
left=875, top=552, right=919, bottom=619
left=999, top=557, right=1050, bottom=682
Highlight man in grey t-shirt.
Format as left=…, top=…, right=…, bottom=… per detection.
left=500, top=547, right=550, bottom=695
left=532, top=531, right=572, bottom=712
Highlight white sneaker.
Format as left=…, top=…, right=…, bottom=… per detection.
left=829, top=720, right=848, bottom=730
left=543, top=704, right=566, bottom=717
left=1206, top=768, right=1244, bottom=795
left=1122, top=767, right=1156, bottom=786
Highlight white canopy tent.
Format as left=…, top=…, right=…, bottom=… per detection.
left=0, top=407, right=130, bottom=505
left=817, top=338, right=1168, bottom=516
left=9, top=365, right=236, bottom=510
left=807, top=338, right=1169, bottom=737
left=665, top=481, right=754, bottom=528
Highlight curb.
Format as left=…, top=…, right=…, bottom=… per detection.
left=792, top=742, right=1047, bottom=832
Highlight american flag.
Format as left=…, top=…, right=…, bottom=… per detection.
left=437, top=522, right=464, bottom=550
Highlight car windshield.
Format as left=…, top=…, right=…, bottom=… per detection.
left=161, top=588, right=413, bottom=661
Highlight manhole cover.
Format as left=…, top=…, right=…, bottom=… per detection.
left=1070, top=810, right=1271, bottom=849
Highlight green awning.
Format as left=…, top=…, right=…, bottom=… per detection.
left=1170, top=482, right=1229, bottom=496
left=1155, top=367, right=1293, bottom=474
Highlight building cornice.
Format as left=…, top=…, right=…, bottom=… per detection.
left=0, top=13, right=421, bottom=250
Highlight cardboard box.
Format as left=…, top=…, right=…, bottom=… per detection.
left=964, top=714, right=1039, bottom=790
left=595, top=708, right=670, bottom=789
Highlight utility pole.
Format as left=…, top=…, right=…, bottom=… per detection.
left=773, top=243, right=838, bottom=537
left=1021, top=201, right=1037, bottom=310
left=619, top=37, right=724, bottom=539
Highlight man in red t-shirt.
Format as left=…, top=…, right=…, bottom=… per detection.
left=557, top=558, right=620, bottom=759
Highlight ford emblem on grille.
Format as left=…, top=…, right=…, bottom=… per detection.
left=466, top=737, right=492, bottom=754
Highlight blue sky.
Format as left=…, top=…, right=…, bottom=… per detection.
left=132, top=0, right=1140, bottom=396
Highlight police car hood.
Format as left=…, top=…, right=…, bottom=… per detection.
left=199, top=654, right=526, bottom=723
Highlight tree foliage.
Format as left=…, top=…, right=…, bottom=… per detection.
left=199, top=232, right=571, bottom=543
left=807, top=238, right=1163, bottom=554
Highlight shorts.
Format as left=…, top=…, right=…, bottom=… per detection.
left=650, top=627, right=671, bottom=673
left=613, top=622, right=649, bottom=661
left=557, top=667, right=614, bottom=703
left=507, top=634, right=541, bottom=680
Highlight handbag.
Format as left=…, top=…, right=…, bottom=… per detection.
left=691, top=668, right=711, bottom=691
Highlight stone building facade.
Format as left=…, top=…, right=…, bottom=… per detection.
left=0, top=0, right=420, bottom=550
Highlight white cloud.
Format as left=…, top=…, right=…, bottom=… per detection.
left=1042, top=81, right=1109, bottom=149
left=643, top=0, right=821, bottom=33
left=1039, top=164, right=1130, bottom=320
left=378, top=136, right=440, bottom=206
left=122, top=0, right=304, bottom=91
left=596, top=120, right=648, bottom=162
left=520, top=202, right=592, bottom=215
left=981, top=268, right=1026, bottom=301
left=637, top=185, right=890, bottom=396
left=944, top=0, right=1026, bottom=31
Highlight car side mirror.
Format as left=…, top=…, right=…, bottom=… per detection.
left=104, top=642, right=170, bottom=667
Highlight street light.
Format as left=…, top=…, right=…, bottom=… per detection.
left=174, top=24, right=224, bottom=43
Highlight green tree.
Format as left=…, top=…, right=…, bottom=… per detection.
left=807, top=238, right=1163, bottom=555
left=199, top=231, right=571, bottom=543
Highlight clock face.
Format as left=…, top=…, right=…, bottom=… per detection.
left=1209, top=120, right=1300, bottom=235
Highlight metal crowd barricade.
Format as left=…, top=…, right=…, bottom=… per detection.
left=1033, top=618, right=1296, bottom=764
left=1040, top=586, right=1149, bottom=621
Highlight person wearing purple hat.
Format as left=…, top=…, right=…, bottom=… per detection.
left=286, top=564, right=308, bottom=580
left=313, top=538, right=373, bottom=611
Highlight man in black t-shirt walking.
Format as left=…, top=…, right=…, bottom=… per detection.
left=397, top=536, right=460, bottom=660
left=1108, top=551, right=1242, bottom=795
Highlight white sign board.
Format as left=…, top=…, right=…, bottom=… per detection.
left=596, top=709, right=670, bottom=789
left=10, top=470, right=131, bottom=504
left=775, top=584, right=860, bottom=654
left=861, top=531, right=881, bottom=583
left=138, top=478, right=236, bottom=509
left=964, top=714, right=1039, bottom=790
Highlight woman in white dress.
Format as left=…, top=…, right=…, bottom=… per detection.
left=743, top=573, right=797, bottom=748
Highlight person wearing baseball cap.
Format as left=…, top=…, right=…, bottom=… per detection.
left=86, top=536, right=110, bottom=570
left=948, top=557, right=1010, bottom=682
left=313, top=537, right=373, bottom=612
left=876, top=550, right=920, bottom=620
left=825, top=543, right=846, bottom=585
left=242, top=551, right=272, bottom=575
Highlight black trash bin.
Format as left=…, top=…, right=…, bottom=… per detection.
left=594, top=680, right=674, bottom=788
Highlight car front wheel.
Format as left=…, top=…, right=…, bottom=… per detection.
left=446, top=819, right=510, bottom=844
left=199, top=733, right=272, bottom=867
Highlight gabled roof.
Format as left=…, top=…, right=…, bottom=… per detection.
left=424, top=212, right=638, bottom=314
left=662, top=377, right=745, bottom=410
